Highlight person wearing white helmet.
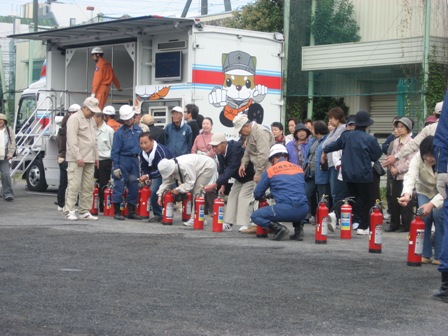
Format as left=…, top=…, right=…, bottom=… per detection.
left=102, top=105, right=121, bottom=132
left=383, top=100, right=444, bottom=167
left=91, top=46, right=121, bottom=110
left=251, top=144, right=309, bottom=241
left=110, top=105, right=143, bottom=220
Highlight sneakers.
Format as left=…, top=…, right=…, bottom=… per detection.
left=356, top=228, right=369, bottom=235
left=239, top=225, right=250, bottom=232
left=5, top=196, right=14, bottom=201
left=57, top=206, right=64, bottom=211
left=308, top=216, right=316, bottom=225
left=148, top=216, right=162, bottom=223
left=183, top=218, right=208, bottom=227
left=352, top=222, right=360, bottom=230
left=66, top=211, right=78, bottom=221
left=240, top=225, right=257, bottom=234
left=383, top=213, right=391, bottom=222
left=422, top=257, right=431, bottom=264
left=79, top=212, right=98, bottom=221
left=222, top=223, right=233, bottom=231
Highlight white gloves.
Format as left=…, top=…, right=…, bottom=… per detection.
left=436, top=173, right=448, bottom=199
left=57, top=157, right=65, bottom=164
left=91, top=93, right=96, bottom=98
left=113, top=168, right=122, bottom=179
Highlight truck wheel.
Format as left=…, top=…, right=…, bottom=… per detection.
left=26, top=159, right=48, bottom=192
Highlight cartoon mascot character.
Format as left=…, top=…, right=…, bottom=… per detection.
left=208, top=51, right=267, bottom=127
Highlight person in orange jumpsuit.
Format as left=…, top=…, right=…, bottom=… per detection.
left=91, top=47, right=121, bottom=110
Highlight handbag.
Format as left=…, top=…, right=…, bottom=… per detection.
left=373, top=161, right=386, bottom=176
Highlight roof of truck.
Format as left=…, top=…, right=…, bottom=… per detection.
left=8, top=15, right=195, bottom=49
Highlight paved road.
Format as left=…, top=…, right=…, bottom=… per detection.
left=0, top=184, right=447, bottom=335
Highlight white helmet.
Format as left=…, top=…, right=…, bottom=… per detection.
left=119, top=105, right=134, bottom=120
left=269, top=144, right=288, bottom=160
left=103, top=105, right=116, bottom=115
left=68, top=104, right=81, bottom=112
left=435, top=101, right=444, bottom=115
left=91, top=46, right=104, bottom=54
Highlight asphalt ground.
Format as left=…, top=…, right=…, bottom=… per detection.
left=0, top=183, right=447, bottom=336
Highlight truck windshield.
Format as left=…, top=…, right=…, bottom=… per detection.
left=16, top=96, right=37, bottom=132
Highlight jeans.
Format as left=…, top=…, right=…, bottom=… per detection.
left=329, top=167, right=347, bottom=215
left=57, top=161, right=68, bottom=207
left=150, top=176, right=163, bottom=217
left=418, top=194, right=444, bottom=260
left=113, top=157, right=139, bottom=206
left=251, top=202, right=309, bottom=228
left=0, top=159, right=14, bottom=199
left=439, top=192, right=448, bottom=273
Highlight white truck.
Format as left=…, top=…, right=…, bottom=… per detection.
left=9, top=15, right=284, bottom=191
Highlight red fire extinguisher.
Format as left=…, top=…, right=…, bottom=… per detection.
left=103, top=182, right=114, bottom=217
left=120, top=188, right=129, bottom=217
left=90, top=182, right=99, bottom=215
left=136, top=185, right=151, bottom=218
left=407, top=210, right=425, bottom=266
left=193, top=192, right=206, bottom=230
left=256, top=197, right=270, bottom=238
left=340, top=198, right=353, bottom=239
left=212, top=196, right=225, bottom=232
left=369, top=200, right=383, bottom=253
left=162, top=190, right=175, bottom=225
left=315, top=195, right=329, bottom=244
left=182, top=192, right=193, bottom=222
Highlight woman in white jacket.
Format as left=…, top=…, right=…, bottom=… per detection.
left=398, top=136, right=444, bottom=265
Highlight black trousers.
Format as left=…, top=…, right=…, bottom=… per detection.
left=346, top=181, right=374, bottom=230
left=57, top=161, right=68, bottom=207
left=390, top=179, right=413, bottom=230
left=94, top=159, right=112, bottom=212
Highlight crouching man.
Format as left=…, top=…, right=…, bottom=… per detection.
left=251, top=144, right=309, bottom=241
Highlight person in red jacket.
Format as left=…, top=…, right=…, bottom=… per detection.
left=91, top=47, right=121, bottom=109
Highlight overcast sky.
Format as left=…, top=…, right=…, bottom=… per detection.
left=1, top=0, right=251, bottom=18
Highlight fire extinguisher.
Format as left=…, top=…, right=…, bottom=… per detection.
left=103, top=181, right=114, bottom=217
left=212, top=196, right=225, bottom=232
left=162, top=190, right=175, bottom=225
left=407, top=209, right=425, bottom=266
left=315, top=195, right=329, bottom=244
left=340, top=198, right=353, bottom=239
left=90, top=182, right=99, bottom=215
left=120, top=188, right=129, bottom=217
left=369, top=200, right=383, bottom=253
left=182, top=192, right=193, bottom=222
left=256, top=197, right=270, bottom=238
left=136, top=184, right=151, bottom=218
left=193, top=192, right=206, bottom=230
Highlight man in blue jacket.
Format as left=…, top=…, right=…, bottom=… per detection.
left=323, top=111, right=383, bottom=235
left=203, top=133, right=255, bottom=232
left=251, top=144, right=309, bottom=241
left=139, top=132, right=174, bottom=222
left=164, top=106, right=193, bottom=157
left=111, top=105, right=143, bottom=220
left=434, top=90, right=448, bottom=303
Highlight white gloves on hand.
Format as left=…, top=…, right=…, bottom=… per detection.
left=436, top=173, right=448, bottom=199
left=57, top=157, right=65, bottom=164
left=113, top=168, right=122, bottom=179
left=91, top=93, right=96, bottom=98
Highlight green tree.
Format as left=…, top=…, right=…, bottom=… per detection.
left=225, top=0, right=284, bottom=33
left=311, top=0, right=360, bottom=45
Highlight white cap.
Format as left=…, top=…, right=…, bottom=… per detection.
left=91, top=46, right=104, bottom=54
left=119, top=105, right=134, bottom=120
left=83, top=97, right=101, bottom=113
left=158, top=158, right=176, bottom=179
left=68, top=104, right=81, bottom=112
left=269, top=144, right=288, bottom=160
left=209, top=133, right=227, bottom=146
left=102, top=105, right=116, bottom=115
left=233, top=114, right=249, bottom=133
left=435, top=101, right=443, bottom=115
left=171, top=106, right=183, bottom=113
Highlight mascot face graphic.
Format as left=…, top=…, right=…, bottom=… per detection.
left=208, top=51, right=267, bottom=127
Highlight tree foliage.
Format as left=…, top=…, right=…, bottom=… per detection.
left=311, top=0, right=360, bottom=45
left=225, top=0, right=284, bottom=33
